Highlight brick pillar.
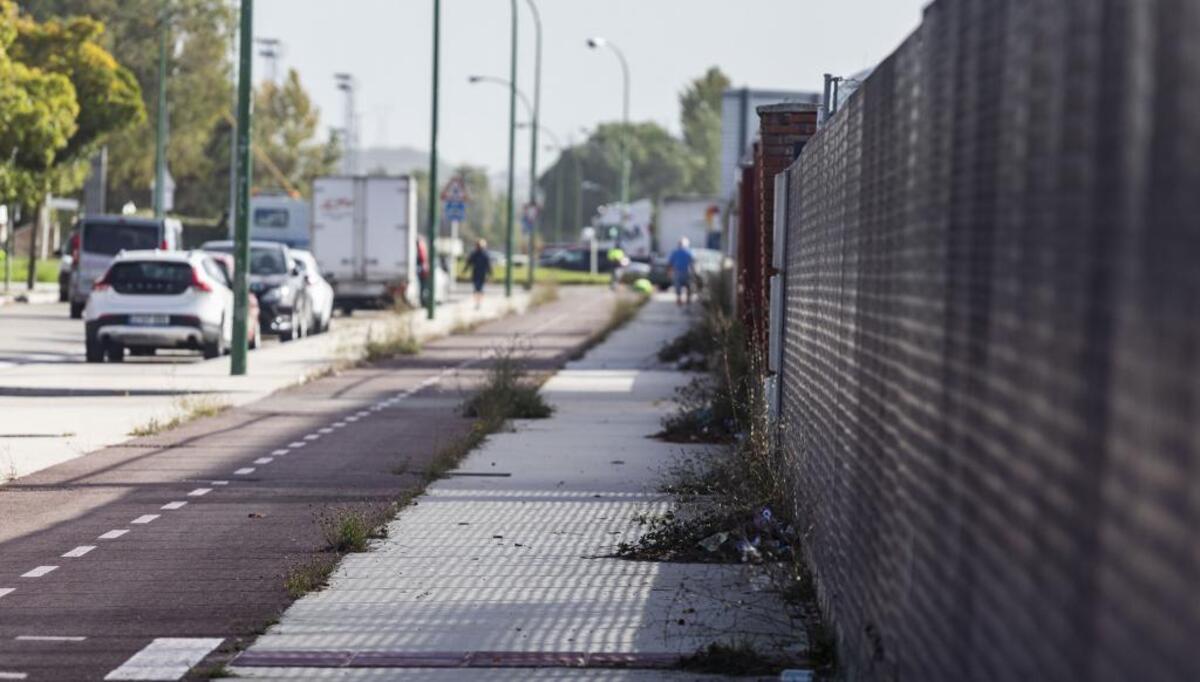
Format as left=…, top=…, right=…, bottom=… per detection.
left=749, top=103, right=818, bottom=345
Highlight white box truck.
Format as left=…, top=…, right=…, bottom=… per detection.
left=657, top=197, right=721, bottom=254
left=311, top=175, right=418, bottom=312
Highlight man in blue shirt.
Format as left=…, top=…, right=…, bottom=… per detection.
left=667, top=237, right=696, bottom=307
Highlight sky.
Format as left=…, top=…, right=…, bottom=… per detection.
left=253, top=0, right=930, bottom=174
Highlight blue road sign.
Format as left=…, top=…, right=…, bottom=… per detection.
left=444, top=200, right=466, bottom=222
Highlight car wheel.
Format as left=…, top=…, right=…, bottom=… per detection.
left=130, top=348, right=155, bottom=357
left=104, top=342, right=124, bottom=363
left=280, top=311, right=297, bottom=342
left=85, top=338, right=104, bottom=363
left=203, top=319, right=226, bottom=359
left=69, top=302, right=84, bottom=319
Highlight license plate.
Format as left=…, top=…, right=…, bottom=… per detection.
left=128, top=315, right=170, bottom=327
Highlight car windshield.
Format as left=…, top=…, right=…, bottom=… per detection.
left=106, top=261, right=192, bottom=295
left=82, top=221, right=159, bottom=256
left=249, top=248, right=288, bottom=275
left=203, top=245, right=288, bottom=275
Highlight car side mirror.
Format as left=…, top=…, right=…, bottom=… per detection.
left=292, top=264, right=303, bottom=276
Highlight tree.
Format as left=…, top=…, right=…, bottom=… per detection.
left=251, top=69, right=339, bottom=196
left=679, top=66, right=730, bottom=195
left=26, top=0, right=234, bottom=216
left=538, top=122, right=694, bottom=241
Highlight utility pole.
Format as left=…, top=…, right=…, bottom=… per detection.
left=426, top=0, right=440, bottom=320
left=154, top=5, right=169, bottom=218
left=525, top=0, right=542, bottom=290
left=335, top=74, right=356, bottom=175
left=503, top=0, right=518, bottom=297
left=231, top=0, right=254, bottom=376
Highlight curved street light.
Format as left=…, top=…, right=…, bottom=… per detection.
left=585, top=36, right=630, bottom=206
left=467, top=75, right=534, bottom=119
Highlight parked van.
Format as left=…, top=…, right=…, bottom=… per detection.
left=240, top=194, right=311, bottom=248
left=68, top=215, right=183, bottom=318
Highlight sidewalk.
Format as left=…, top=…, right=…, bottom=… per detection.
left=0, top=291, right=528, bottom=483
left=231, top=295, right=806, bottom=680
left=0, top=282, right=59, bottom=306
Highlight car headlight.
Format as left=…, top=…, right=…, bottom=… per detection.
left=261, top=285, right=290, bottom=302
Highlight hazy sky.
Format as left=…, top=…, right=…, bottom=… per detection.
left=254, top=0, right=929, bottom=173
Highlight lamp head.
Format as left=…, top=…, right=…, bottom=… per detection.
left=467, top=75, right=483, bottom=83
left=586, top=36, right=607, bottom=49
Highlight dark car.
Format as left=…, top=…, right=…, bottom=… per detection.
left=201, top=240, right=311, bottom=341
left=539, top=246, right=615, bottom=273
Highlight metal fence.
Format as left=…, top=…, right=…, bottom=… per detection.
left=775, top=0, right=1200, bottom=679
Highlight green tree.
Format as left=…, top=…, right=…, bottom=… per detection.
left=679, top=66, right=730, bottom=195
left=26, top=0, right=234, bottom=216
left=251, top=69, right=339, bottom=196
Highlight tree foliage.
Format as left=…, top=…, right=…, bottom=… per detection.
left=1, top=0, right=142, bottom=206
left=679, top=66, right=730, bottom=195
left=252, top=69, right=339, bottom=196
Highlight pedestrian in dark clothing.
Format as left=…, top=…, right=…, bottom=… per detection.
left=464, top=239, right=492, bottom=309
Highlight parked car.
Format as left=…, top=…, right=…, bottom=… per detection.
left=205, top=252, right=262, bottom=350
left=539, top=246, right=613, bottom=273
left=290, top=249, right=334, bottom=334
left=68, top=215, right=183, bottom=319
left=83, top=250, right=234, bottom=362
left=201, top=240, right=311, bottom=341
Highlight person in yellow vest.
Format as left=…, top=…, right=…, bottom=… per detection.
left=606, top=244, right=628, bottom=290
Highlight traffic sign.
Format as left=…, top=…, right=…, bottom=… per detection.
left=440, top=176, right=470, bottom=203
left=444, top=200, right=466, bottom=223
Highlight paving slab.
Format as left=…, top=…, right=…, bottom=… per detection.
left=234, top=295, right=807, bottom=679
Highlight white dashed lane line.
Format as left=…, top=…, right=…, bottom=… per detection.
left=131, top=515, right=159, bottom=525
left=99, top=530, right=128, bottom=540
left=61, top=546, right=95, bottom=558
left=0, top=672, right=28, bottom=680
left=318, top=427, right=334, bottom=434
left=187, top=488, right=212, bottom=497
left=0, top=588, right=14, bottom=599
left=21, top=567, right=57, bottom=578
left=211, top=480, right=229, bottom=486
left=271, top=449, right=289, bottom=456
left=234, top=468, right=255, bottom=476
left=253, top=457, right=273, bottom=465
left=332, top=422, right=346, bottom=428
left=288, top=441, right=306, bottom=448
left=161, top=501, right=188, bottom=511
left=303, top=434, right=320, bottom=441
left=15, top=635, right=86, bottom=642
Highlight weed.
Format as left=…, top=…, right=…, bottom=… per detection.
left=530, top=281, right=560, bottom=307
left=680, top=642, right=785, bottom=676
left=191, top=662, right=233, bottom=679
left=363, top=324, right=421, bottom=362
left=461, top=346, right=553, bottom=421
left=451, top=318, right=481, bottom=335
left=316, top=504, right=392, bottom=553
left=127, top=396, right=231, bottom=437
left=284, top=554, right=339, bottom=598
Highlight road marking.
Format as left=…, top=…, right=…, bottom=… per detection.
left=161, top=501, right=188, bottom=510
left=355, top=411, right=370, bottom=418
left=0, top=588, right=14, bottom=599
left=271, top=449, right=290, bottom=456
left=103, top=637, right=224, bottom=681
left=21, top=566, right=57, bottom=578
left=345, top=416, right=359, bottom=423
left=187, top=488, right=211, bottom=497
left=0, top=672, right=28, bottom=680
left=288, top=441, right=306, bottom=448
left=234, top=467, right=255, bottom=476
left=303, top=434, right=320, bottom=441
left=131, top=515, right=159, bottom=525
left=332, top=422, right=346, bottom=428
left=15, top=635, right=86, bottom=642
left=62, top=546, right=95, bottom=558
left=253, top=457, right=273, bottom=465
left=210, top=480, right=229, bottom=486
left=318, top=427, right=333, bottom=434
left=99, top=530, right=128, bottom=540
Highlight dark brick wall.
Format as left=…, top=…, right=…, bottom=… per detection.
left=777, top=0, right=1200, bottom=680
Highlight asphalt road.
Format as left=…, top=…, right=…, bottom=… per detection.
left=0, top=287, right=614, bottom=681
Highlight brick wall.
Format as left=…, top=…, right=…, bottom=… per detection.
left=776, top=0, right=1200, bottom=679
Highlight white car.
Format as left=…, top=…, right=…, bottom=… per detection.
left=291, top=249, right=334, bottom=334
left=83, top=250, right=235, bottom=363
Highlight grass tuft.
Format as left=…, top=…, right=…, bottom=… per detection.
left=680, top=643, right=786, bottom=676
left=316, top=504, right=392, bottom=554
left=363, top=325, right=421, bottom=362
left=128, top=396, right=231, bottom=437
left=284, top=554, right=339, bottom=599
left=529, top=281, right=560, bottom=307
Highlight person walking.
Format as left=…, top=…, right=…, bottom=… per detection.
left=667, top=237, right=696, bottom=306
left=464, top=239, right=492, bottom=309
left=606, top=243, right=628, bottom=290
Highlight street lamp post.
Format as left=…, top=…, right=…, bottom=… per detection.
left=524, top=0, right=542, bottom=290
left=505, top=1, right=518, bottom=296
left=230, top=0, right=254, bottom=376
left=334, top=74, right=356, bottom=175
left=515, top=123, right=563, bottom=245
left=586, top=37, right=630, bottom=206
left=153, top=6, right=169, bottom=218
left=426, top=0, right=440, bottom=320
